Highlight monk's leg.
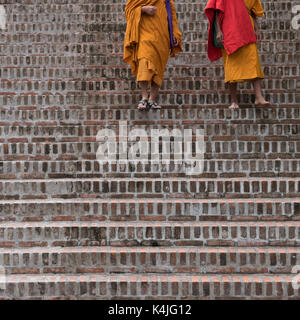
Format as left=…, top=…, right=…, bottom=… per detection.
left=252, top=78, right=271, bottom=106
left=229, top=83, right=239, bottom=109
left=149, top=82, right=162, bottom=109
left=137, top=81, right=149, bottom=110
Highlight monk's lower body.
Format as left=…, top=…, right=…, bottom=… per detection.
left=125, top=2, right=182, bottom=110
left=222, top=43, right=270, bottom=109
left=136, top=57, right=165, bottom=110
left=124, top=0, right=182, bottom=110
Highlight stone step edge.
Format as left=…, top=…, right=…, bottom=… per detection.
left=3, top=139, right=300, bottom=143
left=0, top=246, right=299, bottom=254
left=0, top=104, right=298, bottom=109
left=2, top=136, right=300, bottom=141
left=0, top=221, right=298, bottom=228
left=1, top=273, right=297, bottom=284
left=0, top=197, right=298, bottom=204
left=0, top=106, right=299, bottom=112
left=1, top=177, right=300, bottom=182
left=3, top=123, right=300, bottom=127
left=0, top=105, right=299, bottom=109
left=1, top=159, right=299, bottom=163
left=2, top=176, right=300, bottom=181
left=1, top=106, right=299, bottom=113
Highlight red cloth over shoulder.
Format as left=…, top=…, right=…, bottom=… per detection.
left=205, top=0, right=257, bottom=62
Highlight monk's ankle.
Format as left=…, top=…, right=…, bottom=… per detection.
left=255, top=95, right=264, bottom=102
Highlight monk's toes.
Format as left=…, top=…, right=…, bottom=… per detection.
left=229, top=103, right=239, bottom=110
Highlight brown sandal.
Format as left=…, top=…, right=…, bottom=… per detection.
left=148, top=102, right=162, bottom=109
left=137, top=99, right=149, bottom=111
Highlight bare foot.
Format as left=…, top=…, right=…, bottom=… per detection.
left=229, top=102, right=239, bottom=110
left=255, top=99, right=271, bottom=107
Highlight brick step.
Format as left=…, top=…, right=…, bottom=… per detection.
left=0, top=41, right=294, bottom=53
left=0, top=53, right=298, bottom=67
left=3, top=22, right=297, bottom=36
left=1, top=124, right=300, bottom=140
left=1, top=142, right=300, bottom=161
left=0, top=36, right=218, bottom=46
left=1, top=159, right=300, bottom=179
left=1, top=32, right=297, bottom=45
left=2, top=0, right=192, bottom=6
left=1, top=107, right=299, bottom=122
left=0, top=273, right=298, bottom=299
left=4, top=0, right=285, bottom=6
left=0, top=91, right=276, bottom=99
left=0, top=38, right=295, bottom=51
left=0, top=77, right=296, bottom=91
left=0, top=54, right=297, bottom=68
left=1, top=7, right=286, bottom=20
left=0, top=94, right=296, bottom=108
left=0, top=221, right=299, bottom=248
left=4, top=14, right=130, bottom=24
left=2, top=32, right=291, bottom=45
left=0, top=52, right=298, bottom=69
left=0, top=53, right=218, bottom=65
left=0, top=64, right=216, bottom=77
left=0, top=47, right=298, bottom=62
left=2, top=12, right=290, bottom=23
left=0, top=65, right=296, bottom=81
left=2, top=1, right=287, bottom=12
left=1, top=178, right=300, bottom=200
left=0, top=43, right=297, bottom=57
left=2, top=22, right=294, bottom=36
left=1, top=198, right=299, bottom=221
left=0, top=246, right=299, bottom=275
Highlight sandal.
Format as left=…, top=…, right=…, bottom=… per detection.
left=137, top=99, right=149, bottom=111
left=148, top=101, right=162, bottom=110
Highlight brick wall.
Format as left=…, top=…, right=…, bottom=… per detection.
left=0, top=0, right=299, bottom=300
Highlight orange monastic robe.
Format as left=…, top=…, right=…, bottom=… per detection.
left=222, top=0, right=265, bottom=83
left=124, top=0, right=182, bottom=86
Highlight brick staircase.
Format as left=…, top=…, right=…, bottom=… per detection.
left=0, top=0, right=299, bottom=299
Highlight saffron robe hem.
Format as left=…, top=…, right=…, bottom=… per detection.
left=222, top=0, right=265, bottom=83
left=136, top=58, right=162, bottom=86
